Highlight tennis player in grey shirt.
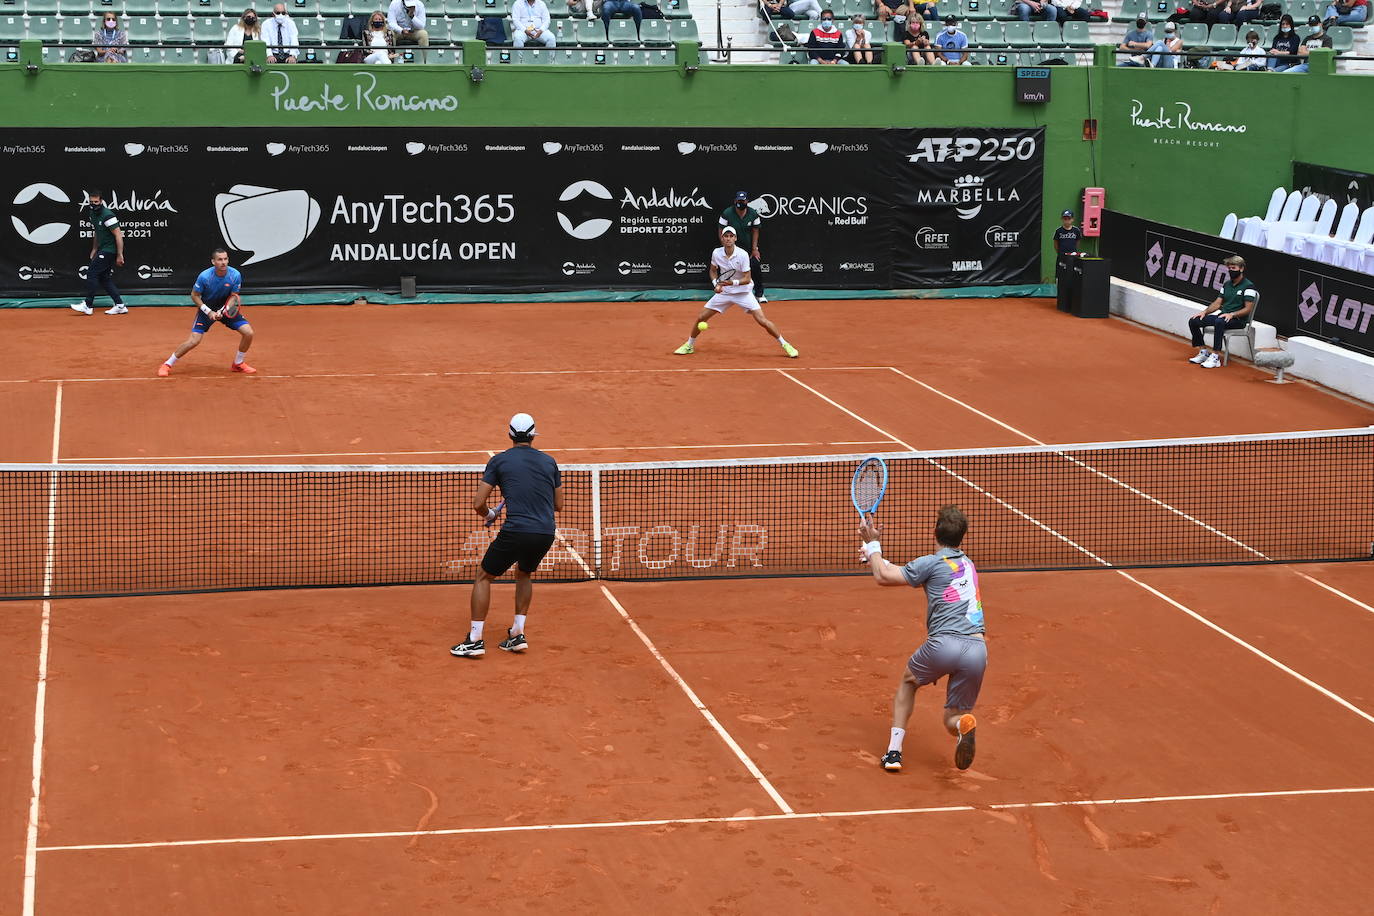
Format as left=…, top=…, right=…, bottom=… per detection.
left=860, top=505, right=987, bottom=773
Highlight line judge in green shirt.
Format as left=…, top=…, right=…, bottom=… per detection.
left=1187, top=255, right=1258, bottom=370
left=69, top=189, right=129, bottom=316
left=719, top=190, right=766, bottom=303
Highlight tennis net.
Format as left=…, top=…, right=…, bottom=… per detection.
left=2, top=427, right=1371, bottom=599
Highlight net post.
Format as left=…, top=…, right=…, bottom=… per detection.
left=591, top=467, right=603, bottom=577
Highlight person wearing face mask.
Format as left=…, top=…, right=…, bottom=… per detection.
left=361, top=10, right=397, bottom=63
left=387, top=0, right=430, bottom=56
left=92, top=11, right=128, bottom=63
left=1283, top=14, right=1332, bottom=73
left=1148, top=20, right=1183, bottom=69
left=932, top=14, right=968, bottom=65
left=719, top=191, right=767, bottom=304
left=1117, top=14, right=1154, bottom=66
left=1187, top=256, right=1257, bottom=369
left=1232, top=29, right=1266, bottom=69
left=221, top=8, right=262, bottom=65
left=262, top=3, right=300, bottom=64
left=901, top=16, right=935, bottom=65
left=69, top=190, right=127, bottom=317
left=845, top=13, right=874, bottom=63
left=1267, top=14, right=1301, bottom=71
left=806, top=10, right=848, bottom=64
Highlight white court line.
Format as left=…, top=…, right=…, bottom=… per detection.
left=59, top=441, right=895, bottom=463
left=0, top=366, right=895, bottom=385
left=598, top=585, right=794, bottom=816
left=35, top=786, right=1374, bottom=853
left=23, top=382, right=61, bottom=916
left=777, top=369, right=1374, bottom=727
left=883, top=366, right=1374, bottom=616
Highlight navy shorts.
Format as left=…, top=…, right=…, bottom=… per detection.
left=908, top=634, right=988, bottom=710
left=192, top=309, right=250, bottom=334
left=481, top=529, right=555, bottom=576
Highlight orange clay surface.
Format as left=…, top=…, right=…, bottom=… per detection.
left=3, top=298, right=1374, bottom=914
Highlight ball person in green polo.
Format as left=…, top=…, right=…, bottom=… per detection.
left=1187, top=255, right=1258, bottom=370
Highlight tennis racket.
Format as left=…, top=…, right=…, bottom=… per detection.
left=219, top=300, right=241, bottom=320
left=484, top=499, right=505, bottom=528
left=715, top=267, right=736, bottom=291
left=851, top=456, right=887, bottom=519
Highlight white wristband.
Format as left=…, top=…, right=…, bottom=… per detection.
left=861, top=540, right=882, bottom=561
left=485, top=507, right=498, bottom=521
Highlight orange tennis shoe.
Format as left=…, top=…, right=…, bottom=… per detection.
left=231, top=362, right=257, bottom=374
left=954, top=714, right=977, bottom=770
left=157, top=363, right=171, bottom=377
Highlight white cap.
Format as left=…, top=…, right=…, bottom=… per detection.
left=508, top=412, right=536, bottom=440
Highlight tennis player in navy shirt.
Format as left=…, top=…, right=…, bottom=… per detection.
left=452, top=413, right=564, bottom=658
left=158, top=248, right=256, bottom=376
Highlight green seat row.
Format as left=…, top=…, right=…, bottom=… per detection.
left=0, top=0, right=694, bottom=18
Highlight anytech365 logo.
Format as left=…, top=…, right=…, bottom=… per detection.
left=215, top=184, right=321, bottom=265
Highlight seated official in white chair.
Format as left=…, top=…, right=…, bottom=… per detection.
left=1187, top=255, right=1258, bottom=369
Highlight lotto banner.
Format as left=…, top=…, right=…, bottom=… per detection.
left=1, top=127, right=1044, bottom=295
left=1101, top=209, right=1374, bottom=357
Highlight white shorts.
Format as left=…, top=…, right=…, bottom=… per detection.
left=705, top=292, right=761, bottom=313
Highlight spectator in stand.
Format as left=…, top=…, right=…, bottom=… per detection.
left=807, top=9, right=847, bottom=62
left=874, top=0, right=913, bottom=27
left=361, top=10, right=396, bottom=63
left=262, top=2, right=300, bottom=63
left=1267, top=13, right=1301, bottom=70
left=222, top=8, right=261, bottom=64
left=1150, top=20, right=1184, bottom=68
left=846, top=13, right=876, bottom=62
left=1189, top=0, right=1231, bottom=25
left=933, top=14, right=968, bottom=64
left=601, top=0, right=643, bottom=34
left=1053, top=0, right=1091, bottom=22
left=387, top=0, right=429, bottom=54
left=1232, top=0, right=1262, bottom=27
left=1013, top=0, right=1057, bottom=21
left=1324, top=0, right=1368, bottom=25
left=1116, top=14, right=1154, bottom=65
left=92, top=11, right=128, bottom=63
left=566, top=0, right=587, bottom=16
left=764, top=0, right=824, bottom=19
left=1230, top=29, right=1267, bottom=68
left=912, top=1, right=940, bottom=20
left=1284, top=14, right=1332, bottom=72
left=901, top=15, right=936, bottom=63
left=512, top=0, right=556, bottom=47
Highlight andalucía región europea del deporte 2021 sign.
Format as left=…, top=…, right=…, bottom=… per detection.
left=0, top=127, right=1043, bottom=295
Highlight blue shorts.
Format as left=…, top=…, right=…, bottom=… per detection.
left=192, top=309, right=250, bottom=334
left=908, top=634, right=988, bottom=710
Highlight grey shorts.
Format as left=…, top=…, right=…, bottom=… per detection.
left=907, top=634, right=988, bottom=711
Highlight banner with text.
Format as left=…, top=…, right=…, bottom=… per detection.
left=1100, top=209, right=1374, bottom=357
left=1, top=127, right=1043, bottom=295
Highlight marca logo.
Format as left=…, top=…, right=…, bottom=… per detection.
left=673, top=260, right=707, bottom=275
left=984, top=225, right=1020, bottom=248
left=561, top=261, right=595, bottom=276
left=1143, top=235, right=1228, bottom=295
left=952, top=260, right=983, bottom=271
left=1296, top=272, right=1374, bottom=337
left=915, top=226, right=950, bottom=250
left=617, top=261, right=651, bottom=275
left=1129, top=100, right=1247, bottom=135
left=915, top=176, right=1020, bottom=221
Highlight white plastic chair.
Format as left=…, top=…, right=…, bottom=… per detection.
left=1288, top=198, right=1335, bottom=257
left=1317, top=201, right=1361, bottom=265
left=1334, top=206, right=1374, bottom=272
left=1263, top=187, right=1286, bottom=222
left=1219, top=212, right=1238, bottom=240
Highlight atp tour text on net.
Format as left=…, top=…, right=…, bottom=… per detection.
left=447, top=524, right=769, bottom=573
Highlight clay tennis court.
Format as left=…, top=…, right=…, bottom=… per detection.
left=4, top=297, right=1374, bottom=913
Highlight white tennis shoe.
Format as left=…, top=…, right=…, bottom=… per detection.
left=1188, top=349, right=1209, bottom=364
left=105, top=304, right=128, bottom=315
left=1201, top=353, right=1222, bottom=369
left=70, top=303, right=93, bottom=315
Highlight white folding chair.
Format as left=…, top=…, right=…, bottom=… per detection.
left=1219, top=212, right=1238, bottom=240
left=1278, top=190, right=1302, bottom=223
left=1240, top=218, right=1264, bottom=246
left=1318, top=201, right=1361, bottom=265
left=1334, top=206, right=1374, bottom=272
left=1260, top=191, right=1305, bottom=248
left=1263, top=187, right=1286, bottom=222
left=1221, top=290, right=1260, bottom=366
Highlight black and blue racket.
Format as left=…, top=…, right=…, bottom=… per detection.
left=851, top=456, right=887, bottom=520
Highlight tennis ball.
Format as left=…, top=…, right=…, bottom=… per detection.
left=697, top=321, right=710, bottom=331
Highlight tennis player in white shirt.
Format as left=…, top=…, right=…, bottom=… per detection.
left=674, top=226, right=799, bottom=357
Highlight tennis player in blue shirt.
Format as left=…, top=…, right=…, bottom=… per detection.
left=158, top=248, right=256, bottom=376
